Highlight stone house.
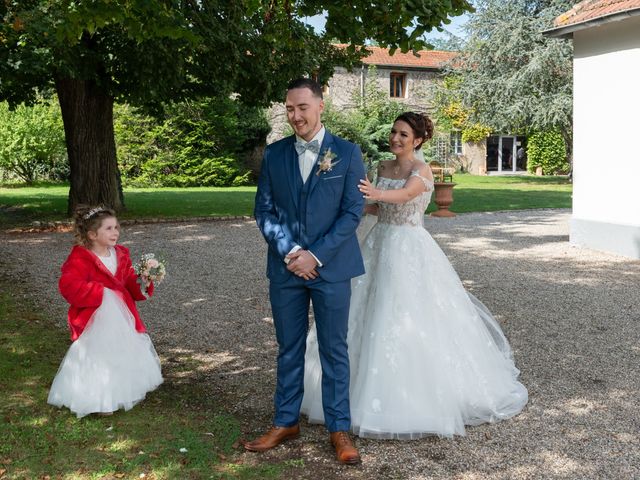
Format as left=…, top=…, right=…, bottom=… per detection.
left=323, top=47, right=526, bottom=176
left=544, top=0, right=640, bottom=259
left=267, top=46, right=457, bottom=151
left=268, top=46, right=527, bottom=176
left=321, top=46, right=456, bottom=111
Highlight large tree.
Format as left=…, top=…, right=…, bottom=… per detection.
left=449, top=0, right=574, bottom=160
left=0, top=0, right=471, bottom=214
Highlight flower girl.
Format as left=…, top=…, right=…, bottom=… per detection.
left=48, top=205, right=163, bottom=418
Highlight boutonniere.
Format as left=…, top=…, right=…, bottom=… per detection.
left=316, top=148, right=340, bottom=175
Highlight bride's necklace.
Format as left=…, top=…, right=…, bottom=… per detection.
left=392, top=158, right=414, bottom=176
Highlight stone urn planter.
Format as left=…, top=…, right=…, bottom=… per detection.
left=430, top=182, right=457, bottom=218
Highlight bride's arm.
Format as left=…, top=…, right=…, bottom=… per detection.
left=359, top=164, right=433, bottom=205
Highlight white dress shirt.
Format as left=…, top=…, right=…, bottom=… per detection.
left=286, top=126, right=326, bottom=267
left=297, top=126, right=325, bottom=182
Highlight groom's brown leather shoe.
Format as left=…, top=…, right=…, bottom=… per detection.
left=243, top=425, right=300, bottom=452
left=330, top=431, right=361, bottom=465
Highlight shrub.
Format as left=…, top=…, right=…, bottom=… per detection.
left=114, top=97, right=268, bottom=187
left=0, top=99, right=67, bottom=183
left=526, top=130, right=568, bottom=175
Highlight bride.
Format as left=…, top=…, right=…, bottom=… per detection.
left=301, top=112, right=528, bottom=439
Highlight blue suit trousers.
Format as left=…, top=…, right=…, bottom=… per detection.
left=269, top=275, right=351, bottom=432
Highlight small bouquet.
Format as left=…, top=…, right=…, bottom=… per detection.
left=133, top=253, right=166, bottom=285
left=316, top=148, right=340, bottom=175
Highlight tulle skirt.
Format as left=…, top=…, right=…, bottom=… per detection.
left=301, top=221, right=528, bottom=439
left=48, top=288, right=163, bottom=418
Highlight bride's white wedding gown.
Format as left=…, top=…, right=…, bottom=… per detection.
left=301, top=171, right=528, bottom=439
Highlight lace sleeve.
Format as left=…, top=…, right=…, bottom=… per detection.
left=410, top=170, right=434, bottom=191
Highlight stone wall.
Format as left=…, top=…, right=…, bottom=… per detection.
left=266, top=66, right=441, bottom=143
left=461, top=141, right=488, bottom=175
left=321, top=66, right=439, bottom=111
left=326, top=66, right=363, bottom=109
left=266, top=102, right=288, bottom=145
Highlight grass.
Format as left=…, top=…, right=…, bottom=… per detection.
left=426, top=174, right=572, bottom=213
left=0, top=184, right=257, bottom=227
left=0, top=175, right=572, bottom=228
left=0, top=279, right=299, bottom=480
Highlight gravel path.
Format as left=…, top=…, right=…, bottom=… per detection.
left=2, top=209, right=638, bottom=479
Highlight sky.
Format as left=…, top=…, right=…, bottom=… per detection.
left=302, top=12, right=470, bottom=41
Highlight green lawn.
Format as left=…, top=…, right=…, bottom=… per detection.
left=0, top=175, right=571, bottom=228
left=0, top=279, right=299, bottom=480
left=0, top=185, right=257, bottom=227
left=426, top=174, right=572, bottom=213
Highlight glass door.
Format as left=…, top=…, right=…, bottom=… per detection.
left=486, top=136, right=499, bottom=171
left=500, top=137, right=515, bottom=172
left=486, top=135, right=528, bottom=173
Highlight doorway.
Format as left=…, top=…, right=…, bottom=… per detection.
left=486, top=135, right=527, bottom=173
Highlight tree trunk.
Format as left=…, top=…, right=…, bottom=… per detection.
left=55, top=76, right=125, bottom=215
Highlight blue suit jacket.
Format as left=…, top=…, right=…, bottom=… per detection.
left=255, top=131, right=366, bottom=283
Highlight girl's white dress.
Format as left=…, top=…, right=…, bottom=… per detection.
left=48, top=248, right=163, bottom=418
left=301, top=171, right=528, bottom=439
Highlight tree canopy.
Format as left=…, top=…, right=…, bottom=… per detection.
left=0, top=0, right=472, bottom=212
left=447, top=0, right=574, bottom=147
left=1, top=0, right=473, bottom=109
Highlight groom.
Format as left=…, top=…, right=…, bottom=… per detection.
left=247, top=78, right=366, bottom=464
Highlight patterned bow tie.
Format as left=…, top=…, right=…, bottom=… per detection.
left=295, top=139, right=320, bottom=156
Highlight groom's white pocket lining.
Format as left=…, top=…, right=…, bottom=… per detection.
left=321, top=175, right=343, bottom=180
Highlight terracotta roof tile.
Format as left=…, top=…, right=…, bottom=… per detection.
left=335, top=45, right=456, bottom=69
left=554, top=0, right=640, bottom=27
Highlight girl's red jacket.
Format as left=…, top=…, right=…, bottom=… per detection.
left=58, top=245, right=154, bottom=341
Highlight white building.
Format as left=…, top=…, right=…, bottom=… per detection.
left=544, top=0, right=640, bottom=259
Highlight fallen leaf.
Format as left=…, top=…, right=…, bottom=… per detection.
left=114, top=474, right=125, bottom=479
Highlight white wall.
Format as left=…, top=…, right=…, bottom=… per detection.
left=572, top=15, right=640, bottom=258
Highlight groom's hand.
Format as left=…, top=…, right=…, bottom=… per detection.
left=286, top=250, right=319, bottom=280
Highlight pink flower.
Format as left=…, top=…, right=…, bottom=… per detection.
left=147, top=258, right=159, bottom=268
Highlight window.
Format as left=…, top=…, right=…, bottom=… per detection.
left=390, top=73, right=406, bottom=98
left=450, top=130, right=463, bottom=155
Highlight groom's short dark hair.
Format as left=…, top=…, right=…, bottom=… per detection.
left=287, top=78, right=323, bottom=99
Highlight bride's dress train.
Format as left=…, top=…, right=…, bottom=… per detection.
left=301, top=171, right=528, bottom=439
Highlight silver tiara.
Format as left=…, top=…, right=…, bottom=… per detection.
left=82, top=207, right=106, bottom=220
